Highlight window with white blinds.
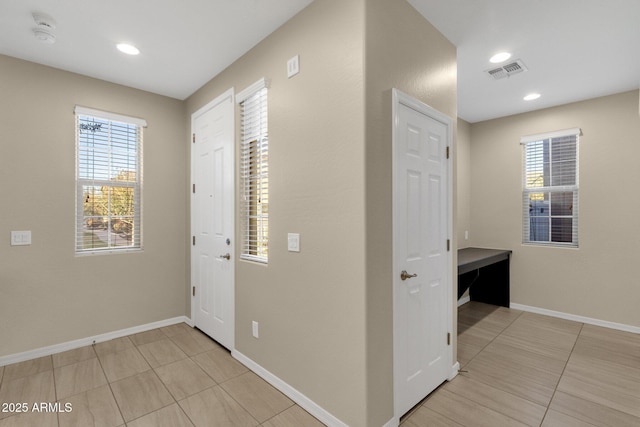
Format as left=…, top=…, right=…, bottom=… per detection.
left=75, top=106, right=145, bottom=254
left=238, top=79, right=269, bottom=263
left=521, top=128, right=580, bottom=247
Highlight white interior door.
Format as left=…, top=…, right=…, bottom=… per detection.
left=393, top=89, right=453, bottom=418
left=191, top=89, right=235, bottom=350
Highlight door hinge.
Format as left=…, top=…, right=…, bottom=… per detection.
left=447, top=239, right=450, bottom=251
left=192, top=183, right=195, bottom=193
left=447, top=332, right=451, bottom=345
left=446, top=146, right=450, bottom=159
left=192, top=236, right=196, bottom=246
left=192, top=286, right=195, bottom=297
left=192, top=133, right=196, bottom=143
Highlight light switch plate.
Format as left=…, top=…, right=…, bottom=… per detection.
left=287, top=55, right=300, bottom=78
left=11, top=230, right=32, bottom=246
left=287, top=233, right=300, bottom=252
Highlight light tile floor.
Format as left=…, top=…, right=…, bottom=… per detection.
left=0, top=325, right=324, bottom=427
left=401, top=301, right=640, bottom=427
left=2, top=303, right=639, bottom=426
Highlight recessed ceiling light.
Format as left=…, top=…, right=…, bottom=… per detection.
left=524, top=93, right=541, bottom=101
left=489, top=52, right=511, bottom=64
left=116, top=43, right=140, bottom=55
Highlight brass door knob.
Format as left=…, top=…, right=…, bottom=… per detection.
left=400, top=270, right=417, bottom=281
left=219, top=253, right=231, bottom=260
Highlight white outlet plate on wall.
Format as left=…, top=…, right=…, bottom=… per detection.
left=11, top=230, right=31, bottom=246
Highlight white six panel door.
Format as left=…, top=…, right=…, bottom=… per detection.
left=192, top=90, right=234, bottom=350
left=394, top=93, right=452, bottom=418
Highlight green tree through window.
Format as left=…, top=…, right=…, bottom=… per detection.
left=75, top=107, right=144, bottom=253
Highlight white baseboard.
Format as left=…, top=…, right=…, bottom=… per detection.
left=457, top=295, right=470, bottom=307
left=0, top=316, right=191, bottom=367
left=232, top=350, right=349, bottom=427
left=510, top=303, right=640, bottom=334
left=382, top=417, right=398, bottom=427
left=231, top=351, right=463, bottom=427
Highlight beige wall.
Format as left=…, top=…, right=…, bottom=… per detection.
left=1, top=0, right=458, bottom=423
left=0, top=55, right=188, bottom=356
left=457, top=118, right=471, bottom=249
left=186, top=1, right=368, bottom=425
left=186, top=0, right=457, bottom=424
left=469, top=90, right=640, bottom=327
left=364, top=0, right=457, bottom=424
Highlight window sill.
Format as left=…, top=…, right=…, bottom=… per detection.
left=75, top=248, right=143, bottom=257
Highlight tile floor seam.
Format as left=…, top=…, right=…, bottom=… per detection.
left=216, top=378, right=264, bottom=426
left=105, top=382, right=127, bottom=427
left=538, top=321, right=585, bottom=426
left=126, top=401, right=181, bottom=426
left=176, top=398, right=199, bottom=427
left=50, top=355, right=60, bottom=427
left=116, top=369, right=174, bottom=423
left=418, top=394, right=466, bottom=427
left=186, top=354, right=218, bottom=385
left=93, top=342, right=129, bottom=427
left=195, top=383, right=263, bottom=427
left=257, top=397, right=297, bottom=426
left=458, top=307, right=525, bottom=371
left=151, top=361, right=214, bottom=403
left=451, top=307, right=557, bottom=426
left=440, top=377, right=546, bottom=427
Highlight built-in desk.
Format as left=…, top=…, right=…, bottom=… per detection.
left=458, top=247, right=511, bottom=307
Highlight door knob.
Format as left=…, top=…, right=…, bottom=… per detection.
left=400, top=270, right=417, bottom=281
left=219, top=253, right=231, bottom=260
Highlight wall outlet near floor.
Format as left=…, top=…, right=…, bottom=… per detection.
left=464, top=230, right=469, bottom=240
left=252, top=321, right=259, bottom=338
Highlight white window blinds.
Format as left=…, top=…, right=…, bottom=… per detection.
left=521, top=128, right=580, bottom=247
left=238, top=80, right=269, bottom=262
left=75, top=106, right=144, bottom=254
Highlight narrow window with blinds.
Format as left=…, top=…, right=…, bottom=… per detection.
left=521, top=128, right=580, bottom=247
left=75, top=106, right=145, bottom=254
left=238, top=79, right=269, bottom=263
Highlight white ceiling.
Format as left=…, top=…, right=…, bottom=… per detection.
left=1, top=1, right=638, bottom=123
left=409, top=0, right=640, bottom=122
left=0, top=0, right=313, bottom=100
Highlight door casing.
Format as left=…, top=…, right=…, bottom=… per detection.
left=190, top=88, right=235, bottom=350
left=392, top=88, right=456, bottom=421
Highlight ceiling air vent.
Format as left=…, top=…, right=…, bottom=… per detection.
left=485, top=59, right=528, bottom=80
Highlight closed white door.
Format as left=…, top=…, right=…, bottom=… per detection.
left=393, top=90, right=453, bottom=418
left=191, top=89, right=234, bottom=350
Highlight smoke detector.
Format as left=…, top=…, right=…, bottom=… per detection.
left=32, top=12, right=57, bottom=44
left=485, top=59, right=528, bottom=80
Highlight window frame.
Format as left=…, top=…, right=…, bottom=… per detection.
left=237, top=79, right=269, bottom=263
left=521, top=128, right=580, bottom=248
left=74, top=106, right=145, bottom=255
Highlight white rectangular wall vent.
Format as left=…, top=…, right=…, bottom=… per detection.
left=486, top=59, right=528, bottom=80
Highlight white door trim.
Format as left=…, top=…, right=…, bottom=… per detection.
left=392, top=88, right=454, bottom=421
left=190, top=88, right=235, bottom=350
